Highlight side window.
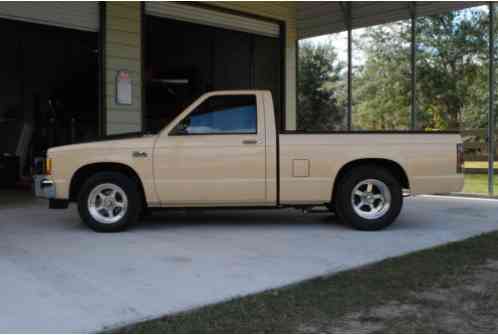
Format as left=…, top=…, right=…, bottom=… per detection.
left=171, top=95, right=257, bottom=135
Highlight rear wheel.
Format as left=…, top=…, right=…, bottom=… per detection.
left=334, top=165, right=402, bottom=231
left=78, top=172, right=141, bottom=232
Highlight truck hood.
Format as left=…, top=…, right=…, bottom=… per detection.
left=47, top=133, right=157, bottom=155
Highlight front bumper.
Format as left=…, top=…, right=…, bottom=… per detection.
left=33, top=175, right=56, bottom=199
left=33, top=175, right=69, bottom=209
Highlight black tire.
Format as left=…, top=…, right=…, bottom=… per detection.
left=139, top=206, right=152, bottom=220
left=77, top=172, right=141, bottom=232
left=334, top=165, right=403, bottom=231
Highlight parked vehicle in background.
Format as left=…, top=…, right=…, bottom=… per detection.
left=34, top=91, right=464, bottom=232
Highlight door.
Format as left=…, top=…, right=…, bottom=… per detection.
left=213, top=28, right=252, bottom=90
left=254, top=35, right=281, bottom=124
left=0, top=2, right=99, bottom=32
left=145, top=2, right=280, bottom=38
left=153, top=93, right=268, bottom=206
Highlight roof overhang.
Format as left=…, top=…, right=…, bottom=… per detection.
left=297, top=1, right=486, bottom=39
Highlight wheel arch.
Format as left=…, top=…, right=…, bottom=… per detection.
left=69, top=162, right=146, bottom=205
left=331, top=158, right=410, bottom=202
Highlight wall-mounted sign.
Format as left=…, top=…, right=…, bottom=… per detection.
left=116, top=70, right=132, bottom=105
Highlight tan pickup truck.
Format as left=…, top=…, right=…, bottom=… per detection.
left=34, top=90, right=464, bottom=232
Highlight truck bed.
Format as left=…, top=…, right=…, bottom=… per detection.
left=277, top=132, right=463, bottom=204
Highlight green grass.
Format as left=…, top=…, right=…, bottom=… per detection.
left=462, top=161, right=497, bottom=194
left=111, top=231, right=498, bottom=333
left=464, top=161, right=498, bottom=169
left=463, top=174, right=498, bottom=194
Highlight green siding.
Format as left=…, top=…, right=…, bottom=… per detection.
left=105, top=2, right=142, bottom=135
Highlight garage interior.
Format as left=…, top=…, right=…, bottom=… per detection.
left=0, top=2, right=285, bottom=203
left=144, top=7, right=283, bottom=133
left=0, top=5, right=99, bottom=197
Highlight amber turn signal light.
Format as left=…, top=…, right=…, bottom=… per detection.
left=44, top=158, right=52, bottom=175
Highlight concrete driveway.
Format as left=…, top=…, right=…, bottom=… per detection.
left=1, top=195, right=498, bottom=332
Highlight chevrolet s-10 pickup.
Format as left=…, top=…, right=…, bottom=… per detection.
left=35, top=90, right=464, bottom=232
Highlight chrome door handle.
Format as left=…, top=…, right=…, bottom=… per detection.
left=132, top=151, right=148, bottom=158
left=242, top=139, right=258, bottom=145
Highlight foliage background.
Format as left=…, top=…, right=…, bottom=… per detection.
left=297, top=6, right=494, bottom=132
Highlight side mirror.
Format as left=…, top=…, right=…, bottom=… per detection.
left=171, top=117, right=191, bottom=135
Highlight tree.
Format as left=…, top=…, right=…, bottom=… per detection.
left=298, top=6, right=491, bottom=132
left=352, top=21, right=412, bottom=130
left=415, top=8, right=489, bottom=130
left=352, top=7, right=489, bottom=131
left=297, top=40, right=347, bottom=131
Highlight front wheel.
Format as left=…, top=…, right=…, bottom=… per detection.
left=334, top=166, right=403, bottom=231
left=78, top=172, right=141, bottom=232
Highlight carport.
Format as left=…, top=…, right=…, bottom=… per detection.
left=1, top=1, right=498, bottom=332
left=295, top=1, right=496, bottom=197
left=1, top=2, right=496, bottom=208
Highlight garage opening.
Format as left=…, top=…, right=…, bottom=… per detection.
left=144, top=4, right=282, bottom=133
left=0, top=17, right=99, bottom=199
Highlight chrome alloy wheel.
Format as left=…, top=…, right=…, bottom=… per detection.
left=87, top=183, right=128, bottom=224
left=351, top=179, right=391, bottom=220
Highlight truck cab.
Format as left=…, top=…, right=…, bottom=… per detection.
left=153, top=91, right=277, bottom=206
